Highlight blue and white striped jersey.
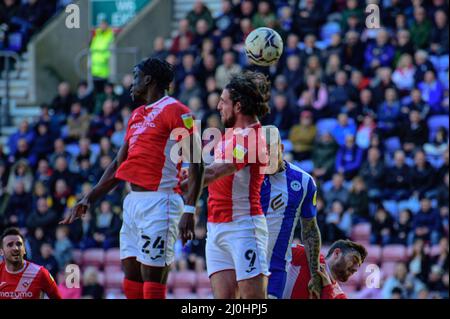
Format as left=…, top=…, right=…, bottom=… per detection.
left=261, top=161, right=317, bottom=298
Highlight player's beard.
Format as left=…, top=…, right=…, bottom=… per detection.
left=223, top=112, right=237, bottom=128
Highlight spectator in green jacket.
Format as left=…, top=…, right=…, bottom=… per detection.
left=410, top=6, right=431, bottom=49
left=252, top=1, right=276, bottom=29
left=312, top=131, right=339, bottom=181
left=186, top=0, right=214, bottom=33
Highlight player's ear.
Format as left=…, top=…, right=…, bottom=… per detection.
left=280, top=143, right=285, bottom=153
left=144, top=74, right=152, bottom=86
left=234, top=101, right=241, bottom=113
left=334, top=248, right=341, bottom=258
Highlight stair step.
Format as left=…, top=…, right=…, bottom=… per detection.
left=0, top=87, right=28, bottom=99
left=1, top=70, right=30, bottom=80
left=0, top=79, right=29, bottom=89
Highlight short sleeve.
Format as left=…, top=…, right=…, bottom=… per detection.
left=39, top=267, right=62, bottom=299
left=300, top=177, right=318, bottom=219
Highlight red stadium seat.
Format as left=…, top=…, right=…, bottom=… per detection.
left=173, top=288, right=196, bottom=299
left=105, top=248, right=121, bottom=267
left=105, top=270, right=124, bottom=289
left=381, top=245, right=407, bottom=263
left=173, top=270, right=196, bottom=290
left=365, top=245, right=382, bottom=264
left=82, top=248, right=105, bottom=268
left=167, top=271, right=176, bottom=291
left=104, top=265, right=122, bottom=274
left=381, top=261, right=398, bottom=279
left=351, top=223, right=371, bottom=243
left=72, top=249, right=83, bottom=265
left=196, top=287, right=213, bottom=299
left=196, top=271, right=211, bottom=289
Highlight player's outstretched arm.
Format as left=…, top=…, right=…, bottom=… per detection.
left=203, top=162, right=238, bottom=186
left=299, top=177, right=322, bottom=299
left=179, top=131, right=205, bottom=246
left=60, top=142, right=129, bottom=224
left=301, top=216, right=322, bottom=299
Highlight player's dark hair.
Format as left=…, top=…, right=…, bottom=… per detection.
left=225, top=71, right=271, bottom=118
left=326, top=239, right=367, bottom=263
left=136, top=57, right=174, bottom=91
left=0, top=227, right=25, bottom=247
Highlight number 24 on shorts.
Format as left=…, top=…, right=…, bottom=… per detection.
left=141, top=235, right=165, bottom=260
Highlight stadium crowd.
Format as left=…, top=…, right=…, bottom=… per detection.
left=0, top=0, right=449, bottom=299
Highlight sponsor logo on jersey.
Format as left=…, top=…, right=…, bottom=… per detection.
left=0, top=291, right=33, bottom=298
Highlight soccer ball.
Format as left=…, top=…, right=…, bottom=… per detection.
left=245, top=27, right=284, bottom=67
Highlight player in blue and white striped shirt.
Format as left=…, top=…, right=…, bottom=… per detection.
left=261, top=126, right=322, bottom=299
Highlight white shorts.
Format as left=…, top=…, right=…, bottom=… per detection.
left=120, top=191, right=184, bottom=267
left=206, top=215, right=270, bottom=282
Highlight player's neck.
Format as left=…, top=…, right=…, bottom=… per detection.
left=5, top=260, right=26, bottom=273
left=325, top=259, right=337, bottom=283
left=233, top=115, right=259, bottom=129
left=145, top=91, right=166, bottom=106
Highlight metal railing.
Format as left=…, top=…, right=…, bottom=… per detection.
left=0, top=50, right=21, bottom=129
left=74, top=46, right=140, bottom=90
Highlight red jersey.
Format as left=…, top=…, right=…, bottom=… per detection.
left=0, top=261, right=61, bottom=299
left=207, top=123, right=267, bottom=223
left=283, top=245, right=347, bottom=299
left=116, top=96, right=194, bottom=193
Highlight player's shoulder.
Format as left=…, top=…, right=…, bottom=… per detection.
left=286, top=162, right=316, bottom=186
left=164, top=97, right=191, bottom=114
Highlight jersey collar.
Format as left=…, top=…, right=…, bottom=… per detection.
left=145, top=95, right=169, bottom=109
left=5, top=260, right=27, bottom=274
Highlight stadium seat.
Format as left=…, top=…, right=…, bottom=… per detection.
left=427, top=115, right=449, bottom=141
left=196, top=287, right=213, bottom=299
left=365, top=245, right=382, bottom=265
left=196, top=271, right=211, bottom=289
left=351, top=223, right=371, bottom=243
left=104, top=270, right=124, bottom=290
left=381, top=262, right=398, bottom=279
left=105, top=248, right=121, bottom=267
left=384, top=137, right=401, bottom=154
left=174, top=270, right=197, bottom=290
left=381, top=245, right=407, bottom=263
left=72, top=249, right=83, bottom=265
left=82, top=248, right=105, bottom=268
left=167, top=271, right=176, bottom=291
left=173, top=288, right=197, bottom=299
left=104, top=265, right=122, bottom=274
left=316, top=118, right=338, bottom=135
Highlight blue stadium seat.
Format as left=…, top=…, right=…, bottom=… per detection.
left=427, top=115, right=449, bottom=141
left=316, top=118, right=338, bottom=136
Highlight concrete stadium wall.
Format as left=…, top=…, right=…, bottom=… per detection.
left=29, top=0, right=90, bottom=105
left=111, top=0, right=173, bottom=83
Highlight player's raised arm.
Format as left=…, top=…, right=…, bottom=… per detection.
left=60, top=141, right=129, bottom=224
left=299, top=177, right=322, bottom=299
left=179, top=127, right=205, bottom=246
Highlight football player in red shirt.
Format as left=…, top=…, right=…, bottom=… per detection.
left=60, top=58, right=204, bottom=299
left=0, top=227, right=62, bottom=299
left=182, top=72, right=271, bottom=298
left=284, top=239, right=367, bottom=299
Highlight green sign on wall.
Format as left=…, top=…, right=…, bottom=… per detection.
left=91, top=0, right=150, bottom=28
